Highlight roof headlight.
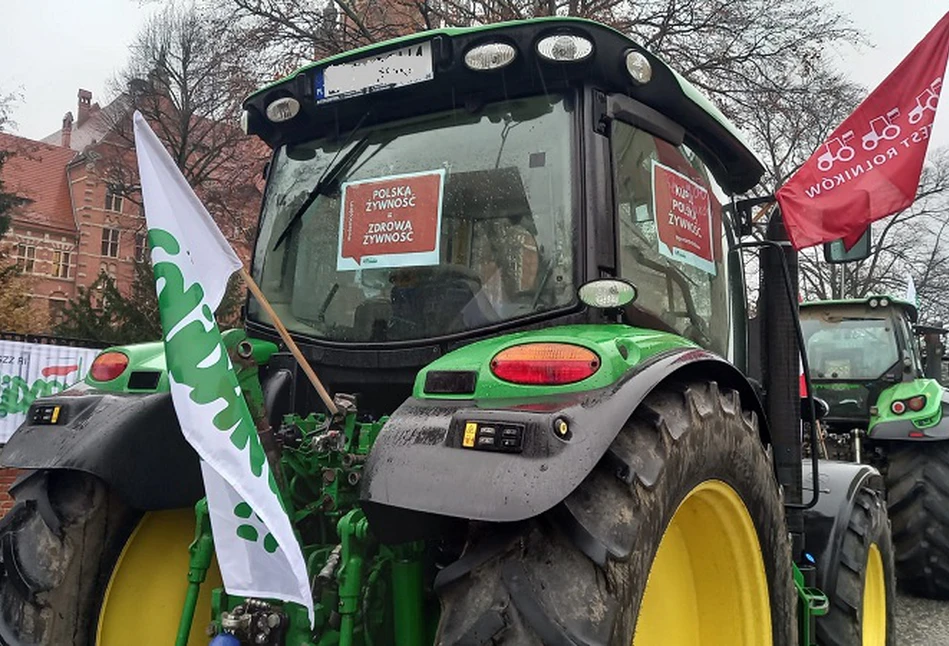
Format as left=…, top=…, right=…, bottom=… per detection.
left=880, top=297, right=890, bottom=307
left=265, top=97, right=300, bottom=123
left=869, top=298, right=879, bottom=308
left=536, top=34, right=593, bottom=62
left=464, top=42, right=517, bottom=70
left=625, top=51, right=653, bottom=85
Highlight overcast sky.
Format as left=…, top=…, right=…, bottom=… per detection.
left=0, top=1, right=947, bottom=149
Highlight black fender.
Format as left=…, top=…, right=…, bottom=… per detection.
left=0, top=383, right=203, bottom=509
left=361, top=348, right=768, bottom=532
left=802, top=459, right=884, bottom=595
left=1, top=367, right=293, bottom=510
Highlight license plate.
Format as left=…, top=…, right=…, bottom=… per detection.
left=316, top=42, right=433, bottom=103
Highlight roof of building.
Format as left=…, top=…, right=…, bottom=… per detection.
left=41, top=94, right=131, bottom=152
left=0, top=132, right=77, bottom=234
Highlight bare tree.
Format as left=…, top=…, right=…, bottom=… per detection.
left=0, top=91, right=17, bottom=133
left=53, top=5, right=264, bottom=338
left=744, top=60, right=866, bottom=189
left=101, top=2, right=268, bottom=250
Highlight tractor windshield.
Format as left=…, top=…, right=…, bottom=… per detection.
left=250, top=95, right=575, bottom=343
left=801, top=311, right=900, bottom=380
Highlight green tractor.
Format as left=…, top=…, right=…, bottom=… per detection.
left=801, top=295, right=949, bottom=596
left=0, top=18, right=895, bottom=646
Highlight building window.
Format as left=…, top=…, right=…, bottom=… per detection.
left=134, top=233, right=147, bottom=262
left=16, top=244, right=35, bottom=273
left=101, top=228, right=120, bottom=257
left=105, top=187, right=123, bottom=213
left=51, top=250, right=71, bottom=278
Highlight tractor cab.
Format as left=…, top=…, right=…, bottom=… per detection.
left=241, top=18, right=761, bottom=410
left=800, top=296, right=920, bottom=430
left=802, top=295, right=949, bottom=459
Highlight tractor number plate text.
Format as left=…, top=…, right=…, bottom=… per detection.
left=316, top=42, right=434, bottom=103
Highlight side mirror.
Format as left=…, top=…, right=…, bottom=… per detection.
left=724, top=196, right=775, bottom=237
left=823, top=226, right=871, bottom=263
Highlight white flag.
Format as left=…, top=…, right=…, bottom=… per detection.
left=906, top=273, right=919, bottom=307
left=134, top=111, right=313, bottom=622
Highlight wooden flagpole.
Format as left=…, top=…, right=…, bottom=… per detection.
left=239, top=268, right=339, bottom=416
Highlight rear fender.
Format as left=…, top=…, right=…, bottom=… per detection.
left=802, top=460, right=883, bottom=595
left=0, top=384, right=202, bottom=509
left=2, top=337, right=287, bottom=510
left=361, top=348, right=767, bottom=537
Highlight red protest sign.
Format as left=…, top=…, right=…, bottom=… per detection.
left=337, top=170, right=445, bottom=270
left=652, top=162, right=716, bottom=275
left=777, top=12, right=949, bottom=250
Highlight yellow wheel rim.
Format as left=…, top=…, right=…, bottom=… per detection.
left=96, top=509, right=223, bottom=646
left=633, top=480, right=772, bottom=646
left=862, top=543, right=887, bottom=646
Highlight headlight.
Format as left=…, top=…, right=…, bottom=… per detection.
left=625, top=51, right=653, bottom=84
left=536, top=34, right=593, bottom=62
left=464, top=42, right=517, bottom=70
left=265, top=97, right=301, bottom=123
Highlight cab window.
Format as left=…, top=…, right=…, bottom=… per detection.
left=610, top=120, right=732, bottom=356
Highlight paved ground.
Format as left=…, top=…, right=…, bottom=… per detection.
left=895, top=592, right=949, bottom=644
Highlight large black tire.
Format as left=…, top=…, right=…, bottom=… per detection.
left=435, top=381, right=796, bottom=645
left=0, top=470, right=139, bottom=645
left=886, top=442, right=949, bottom=597
left=816, top=485, right=896, bottom=645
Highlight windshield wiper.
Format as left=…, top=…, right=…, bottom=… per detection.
left=272, top=134, right=374, bottom=251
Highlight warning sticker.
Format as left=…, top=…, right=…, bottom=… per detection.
left=652, top=161, right=716, bottom=275
left=337, top=169, right=445, bottom=271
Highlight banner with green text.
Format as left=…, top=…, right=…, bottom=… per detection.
left=0, top=340, right=100, bottom=442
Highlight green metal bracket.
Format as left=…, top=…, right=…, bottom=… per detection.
left=337, top=509, right=370, bottom=646
left=390, top=542, right=426, bottom=646
left=175, top=498, right=215, bottom=646
left=793, top=563, right=828, bottom=646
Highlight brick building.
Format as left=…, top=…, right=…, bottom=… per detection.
left=0, top=131, right=85, bottom=329
left=0, top=88, right=260, bottom=332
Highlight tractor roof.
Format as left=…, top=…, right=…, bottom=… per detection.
left=242, top=17, right=765, bottom=193
left=800, top=295, right=918, bottom=323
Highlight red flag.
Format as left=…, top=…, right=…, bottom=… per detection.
left=777, top=12, right=949, bottom=250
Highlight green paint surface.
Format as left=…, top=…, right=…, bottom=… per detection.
left=869, top=378, right=944, bottom=432
left=84, top=330, right=277, bottom=395
left=414, top=324, right=695, bottom=400
left=85, top=341, right=171, bottom=392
